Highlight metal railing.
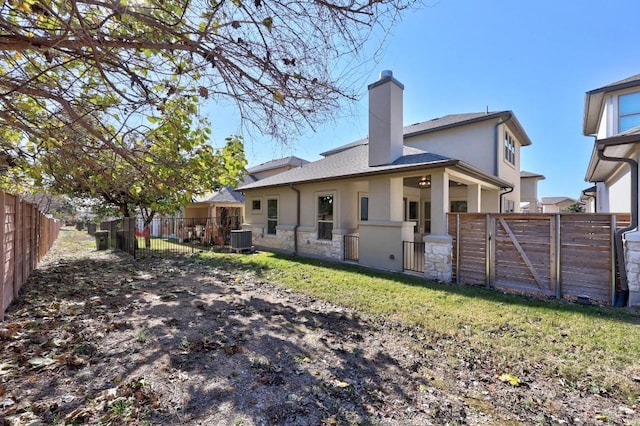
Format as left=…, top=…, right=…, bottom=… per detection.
left=101, top=216, right=243, bottom=258
left=403, top=241, right=425, bottom=273
left=343, top=234, right=359, bottom=261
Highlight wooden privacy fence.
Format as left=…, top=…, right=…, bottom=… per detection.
left=448, top=213, right=631, bottom=305
left=1, top=192, right=61, bottom=321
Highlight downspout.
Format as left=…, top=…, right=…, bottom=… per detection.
left=499, top=186, right=514, bottom=213
left=596, top=143, right=638, bottom=305
left=494, top=112, right=513, bottom=176
left=290, top=184, right=300, bottom=254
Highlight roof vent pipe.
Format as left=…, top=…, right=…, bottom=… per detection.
left=380, top=70, right=393, bottom=79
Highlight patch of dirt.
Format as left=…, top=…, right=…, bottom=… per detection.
left=1, top=228, right=638, bottom=425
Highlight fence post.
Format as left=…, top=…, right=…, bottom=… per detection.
left=13, top=196, right=22, bottom=299
left=0, top=192, right=5, bottom=322
left=555, top=214, right=561, bottom=299
left=455, top=214, right=460, bottom=285
left=611, top=215, right=617, bottom=306
left=485, top=213, right=492, bottom=288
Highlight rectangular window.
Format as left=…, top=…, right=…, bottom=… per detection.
left=267, top=199, right=277, bottom=235
left=504, top=132, right=516, bottom=166
left=619, top=92, right=640, bottom=132
left=424, top=201, right=431, bottom=234
left=450, top=200, right=467, bottom=213
left=251, top=199, right=261, bottom=211
left=360, top=196, right=369, bottom=221
left=318, top=195, right=334, bottom=240
left=504, top=199, right=515, bottom=213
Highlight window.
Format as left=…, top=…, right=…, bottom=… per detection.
left=504, top=132, right=516, bottom=166
left=360, top=196, right=369, bottom=221
left=251, top=199, right=261, bottom=212
left=450, top=200, right=467, bottom=213
left=267, top=199, right=277, bottom=234
left=504, top=199, right=515, bottom=213
left=424, top=201, right=431, bottom=234
left=317, top=195, right=334, bottom=240
left=406, top=200, right=418, bottom=233
left=619, top=92, right=640, bottom=132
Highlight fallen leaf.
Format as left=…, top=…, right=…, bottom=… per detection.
left=498, top=373, right=521, bottom=387
left=335, top=380, right=350, bottom=388
left=0, top=363, right=14, bottom=376
left=28, top=356, right=57, bottom=369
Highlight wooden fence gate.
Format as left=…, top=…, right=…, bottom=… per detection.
left=448, top=213, right=630, bottom=305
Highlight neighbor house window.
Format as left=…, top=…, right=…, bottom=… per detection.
left=360, top=195, right=369, bottom=221
left=504, top=199, right=515, bottom=213
left=267, top=199, right=278, bottom=235
left=619, top=92, right=640, bottom=132
left=317, top=195, right=334, bottom=240
left=251, top=199, right=261, bottom=212
left=504, top=132, right=516, bottom=166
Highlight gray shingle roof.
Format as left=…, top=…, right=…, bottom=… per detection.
left=584, top=73, right=640, bottom=135
left=587, top=73, right=640, bottom=95
left=520, top=170, right=545, bottom=179
left=237, top=144, right=509, bottom=191
left=320, top=111, right=531, bottom=157
left=194, top=186, right=245, bottom=204
left=541, top=197, right=577, bottom=205
left=238, top=145, right=454, bottom=190
left=247, top=155, right=309, bottom=173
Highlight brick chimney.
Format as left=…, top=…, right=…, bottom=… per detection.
left=368, top=70, right=404, bottom=166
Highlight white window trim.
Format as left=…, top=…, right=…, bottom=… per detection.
left=316, top=191, right=336, bottom=241
left=266, top=197, right=279, bottom=236
left=503, top=130, right=516, bottom=167
left=358, top=192, right=369, bottom=222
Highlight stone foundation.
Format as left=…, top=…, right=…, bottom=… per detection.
left=625, top=232, right=640, bottom=306
left=244, top=224, right=342, bottom=260
left=423, top=234, right=452, bottom=283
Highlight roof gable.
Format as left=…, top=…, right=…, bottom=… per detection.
left=583, top=73, right=640, bottom=135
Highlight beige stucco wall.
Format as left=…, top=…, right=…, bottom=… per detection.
left=606, top=167, right=632, bottom=213
left=404, top=120, right=496, bottom=175
left=404, top=119, right=523, bottom=213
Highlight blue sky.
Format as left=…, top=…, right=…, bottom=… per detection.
left=206, top=0, right=640, bottom=199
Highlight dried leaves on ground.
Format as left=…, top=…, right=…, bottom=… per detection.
left=1, top=228, right=638, bottom=425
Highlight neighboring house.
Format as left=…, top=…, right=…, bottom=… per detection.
left=540, top=196, right=580, bottom=213
left=174, top=156, right=309, bottom=244
left=238, top=71, right=533, bottom=281
left=520, top=171, right=545, bottom=213
left=580, top=185, right=597, bottom=213
left=583, top=73, right=640, bottom=306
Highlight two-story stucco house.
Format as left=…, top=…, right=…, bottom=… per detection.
left=238, top=71, right=533, bottom=281
left=520, top=171, right=545, bottom=213
left=583, top=73, right=640, bottom=306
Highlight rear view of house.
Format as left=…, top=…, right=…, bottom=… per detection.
left=238, top=71, right=535, bottom=282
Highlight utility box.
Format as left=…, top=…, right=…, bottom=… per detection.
left=95, top=230, right=109, bottom=251
left=230, top=230, right=252, bottom=253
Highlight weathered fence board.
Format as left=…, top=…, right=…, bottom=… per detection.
left=449, top=213, right=624, bottom=305
left=1, top=193, right=61, bottom=321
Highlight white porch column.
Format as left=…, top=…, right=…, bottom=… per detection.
left=467, top=183, right=481, bottom=213
left=429, top=170, right=449, bottom=235
left=359, top=175, right=414, bottom=271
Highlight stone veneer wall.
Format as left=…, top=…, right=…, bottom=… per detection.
left=625, top=232, right=640, bottom=307
left=423, top=234, right=452, bottom=283
left=244, top=224, right=342, bottom=260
